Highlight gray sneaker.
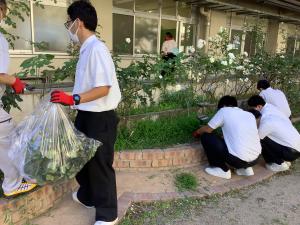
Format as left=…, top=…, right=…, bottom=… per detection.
left=235, top=167, right=254, bottom=176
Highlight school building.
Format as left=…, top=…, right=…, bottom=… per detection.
left=5, top=0, right=300, bottom=120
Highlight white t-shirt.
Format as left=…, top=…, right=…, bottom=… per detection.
left=260, top=87, right=291, bottom=118
left=259, top=103, right=300, bottom=152
left=73, top=35, right=121, bottom=112
left=0, top=32, right=12, bottom=122
left=208, top=107, right=261, bottom=162
left=161, top=39, right=178, bottom=55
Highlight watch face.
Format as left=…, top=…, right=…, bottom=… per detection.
left=74, top=95, right=80, bottom=101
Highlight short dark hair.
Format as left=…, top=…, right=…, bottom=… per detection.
left=166, top=32, right=173, bottom=38
left=0, top=0, right=7, bottom=7
left=217, top=96, right=238, bottom=109
left=248, top=109, right=262, bottom=119
left=257, top=79, right=270, bottom=90
left=248, top=95, right=266, bottom=107
left=67, top=1, right=98, bottom=32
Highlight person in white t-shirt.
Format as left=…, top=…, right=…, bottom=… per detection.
left=0, top=0, right=37, bottom=197
left=248, top=95, right=300, bottom=172
left=193, top=96, right=261, bottom=179
left=50, top=2, right=121, bottom=225
left=257, top=79, right=291, bottom=118
left=161, top=32, right=178, bottom=56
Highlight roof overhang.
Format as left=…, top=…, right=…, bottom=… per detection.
left=180, top=0, right=300, bottom=25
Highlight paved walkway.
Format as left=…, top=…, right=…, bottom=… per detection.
left=32, top=162, right=274, bottom=225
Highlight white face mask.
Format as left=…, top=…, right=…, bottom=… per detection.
left=67, top=19, right=79, bottom=43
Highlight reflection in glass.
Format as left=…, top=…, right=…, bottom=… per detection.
left=135, top=17, right=158, bottom=54
left=179, top=23, right=195, bottom=53
left=113, top=14, right=134, bottom=54
left=113, top=0, right=134, bottom=10
left=135, top=0, right=159, bottom=14
left=33, top=5, right=69, bottom=52
left=162, top=0, right=176, bottom=16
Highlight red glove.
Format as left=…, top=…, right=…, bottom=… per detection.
left=193, top=130, right=201, bottom=138
left=50, top=90, right=74, bottom=106
left=12, top=78, right=26, bottom=94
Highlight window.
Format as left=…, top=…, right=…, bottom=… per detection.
left=113, top=14, right=134, bottom=54
left=3, top=1, right=32, bottom=52
left=161, top=20, right=177, bottom=51
left=113, top=0, right=196, bottom=55
left=135, top=17, right=158, bottom=54
left=33, top=4, right=69, bottom=53
left=244, top=31, right=257, bottom=56
left=135, top=0, right=159, bottom=14
left=179, top=23, right=195, bottom=53
left=230, top=29, right=243, bottom=52
left=5, top=0, right=69, bottom=55
left=113, top=0, right=134, bottom=10
left=178, top=2, right=191, bottom=18
left=162, top=0, right=177, bottom=17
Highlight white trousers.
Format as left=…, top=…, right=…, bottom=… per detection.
left=0, top=119, right=22, bottom=193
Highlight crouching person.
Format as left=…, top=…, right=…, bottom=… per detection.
left=193, top=96, right=261, bottom=179
left=248, top=95, right=300, bottom=172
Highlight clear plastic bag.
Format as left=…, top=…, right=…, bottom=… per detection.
left=9, top=95, right=101, bottom=185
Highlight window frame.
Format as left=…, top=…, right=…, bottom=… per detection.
left=112, top=0, right=196, bottom=57
left=9, top=0, right=70, bottom=56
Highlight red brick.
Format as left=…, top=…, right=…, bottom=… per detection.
left=172, top=158, right=191, bottom=166
left=164, top=149, right=185, bottom=159
left=142, top=150, right=164, bottom=160
left=183, top=149, right=197, bottom=158
left=130, top=160, right=152, bottom=168
left=152, top=159, right=172, bottom=168
left=113, top=160, right=130, bottom=168
left=120, top=151, right=136, bottom=160
left=114, top=152, right=121, bottom=160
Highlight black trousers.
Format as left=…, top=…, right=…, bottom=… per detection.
left=161, top=53, right=176, bottom=77
left=261, top=137, right=300, bottom=164
left=200, top=133, right=259, bottom=172
left=75, top=110, right=119, bottom=222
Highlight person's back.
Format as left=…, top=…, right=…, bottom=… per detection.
left=260, top=87, right=291, bottom=117
left=257, top=80, right=291, bottom=118
left=211, top=107, right=261, bottom=162
left=259, top=104, right=300, bottom=152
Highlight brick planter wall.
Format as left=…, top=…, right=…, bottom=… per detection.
left=113, top=143, right=206, bottom=171
left=0, top=179, right=77, bottom=225
left=0, top=143, right=205, bottom=225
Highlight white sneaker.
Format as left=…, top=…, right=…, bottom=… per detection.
left=266, top=162, right=289, bottom=172
left=285, top=161, right=292, bottom=167
left=235, top=167, right=254, bottom=176
left=94, top=218, right=119, bottom=225
left=205, top=167, right=231, bottom=179
left=72, top=192, right=94, bottom=209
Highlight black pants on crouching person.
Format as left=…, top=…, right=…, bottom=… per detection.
left=261, top=137, right=300, bottom=164
left=200, top=133, right=259, bottom=172
left=75, top=110, right=119, bottom=222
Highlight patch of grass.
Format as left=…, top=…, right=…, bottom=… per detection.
left=115, top=112, right=200, bottom=151
left=119, top=197, right=214, bottom=225
left=174, top=172, right=198, bottom=192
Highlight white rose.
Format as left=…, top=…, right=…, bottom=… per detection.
left=197, top=39, right=206, bottom=49
left=226, top=79, right=230, bottom=85
left=244, top=78, right=249, bottom=82
left=189, top=47, right=196, bottom=53
left=221, top=60, right=228, bottom=66
left=136, top=48, right=141, bottom=54
left=209, top=57, right=215, bottom=63
left=280, top=55, right=285, bottom=59
left=243, top=51, right=249, bottom=57
left=159, top=75, right=163, bottom=79
left=236, top=66, right=244, bottom=71
left=239, top=78, right=243, bottom=82
left=219, top=26, right=226, bottom=32
left=175, top=84, right=182, bottom=91
left=125, top=38, right=131, bottom=44
left=226, top=44, right=235, bottom=51
left=228, top=52, right=235, bottom=59
left=229, top=59, right=234, bottom=65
